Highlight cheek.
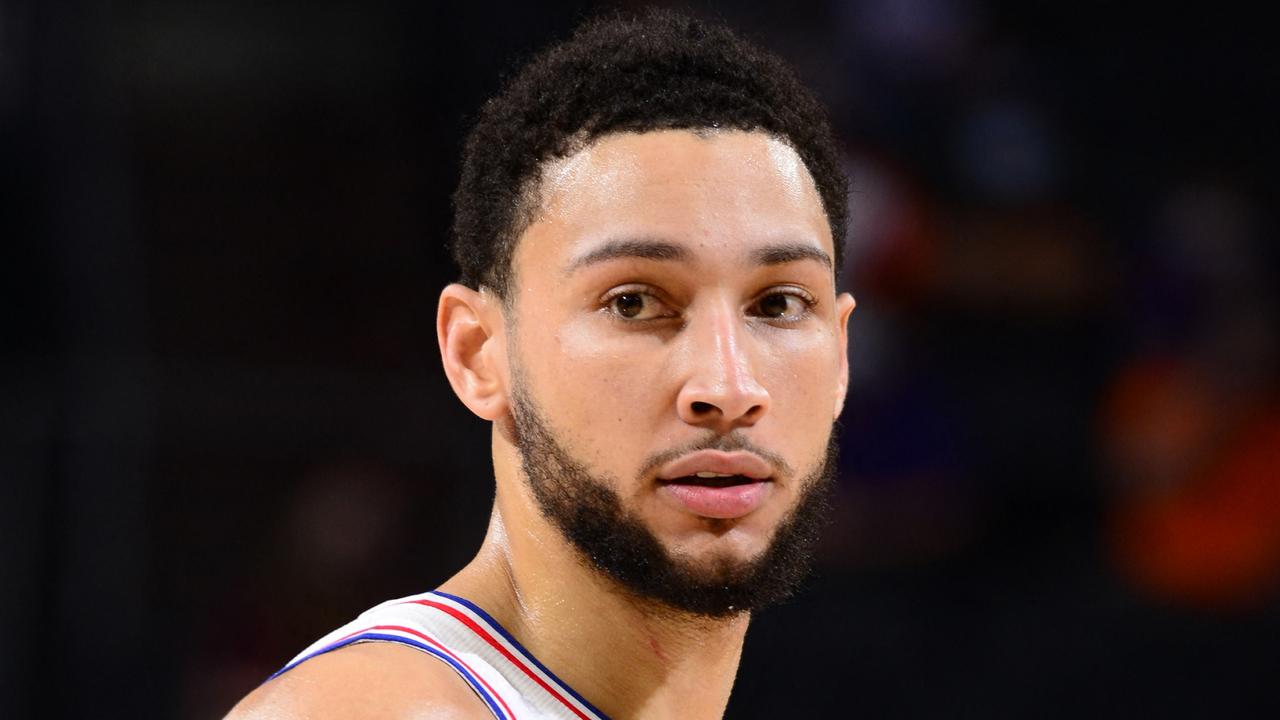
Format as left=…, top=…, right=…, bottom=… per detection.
left=521, top=317, right=671, bottom=435
left=757, top=328, right=844, bottom=426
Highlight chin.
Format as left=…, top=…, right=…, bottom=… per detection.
left=660, top=517, right=777, bottom=564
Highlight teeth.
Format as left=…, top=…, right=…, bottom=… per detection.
left=695, top=471, right=735, bottom=478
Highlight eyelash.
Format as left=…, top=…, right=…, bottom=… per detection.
left=754, top=287, right=818, bottom=322
left=600, top=286, right=676, bottom=323
left=599, top=286, right=817, bottom=324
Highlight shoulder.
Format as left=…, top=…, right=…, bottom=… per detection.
left=224, top=642, right=495, bottom=720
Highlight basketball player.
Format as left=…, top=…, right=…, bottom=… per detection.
left=228, top=10, right=854, bottom=719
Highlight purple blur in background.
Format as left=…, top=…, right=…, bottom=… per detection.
left=2, top=1, right=1277, bottom=718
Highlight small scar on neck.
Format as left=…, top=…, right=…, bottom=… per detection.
left=648, top=637, right=668, bottom=664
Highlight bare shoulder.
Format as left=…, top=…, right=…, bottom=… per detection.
left=224, top=642, right=495, bottom=720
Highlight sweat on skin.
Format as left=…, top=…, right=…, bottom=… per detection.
left=227, top=128, right=855, bottom=720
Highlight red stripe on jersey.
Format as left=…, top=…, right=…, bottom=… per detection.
left=342, top=623, right=518, bottom=720
left=410, top=599, right=594, bottom=720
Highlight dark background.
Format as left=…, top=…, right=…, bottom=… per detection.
left=4, top=1, right=1278, bottom=718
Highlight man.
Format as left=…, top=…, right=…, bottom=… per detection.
left=228, top=10, right=854, bottom=719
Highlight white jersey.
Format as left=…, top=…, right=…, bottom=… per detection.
left=274, top=590, right=610, bottom=720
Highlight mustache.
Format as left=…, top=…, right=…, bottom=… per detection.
left=635, top=432, right=795, bottom=481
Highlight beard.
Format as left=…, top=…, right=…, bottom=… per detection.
left=509, top=382, right=837, bottom=619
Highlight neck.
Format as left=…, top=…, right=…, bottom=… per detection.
left=438, top=438, right=750, bottom=720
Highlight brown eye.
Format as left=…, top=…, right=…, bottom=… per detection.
left=613, top=293, right=645, bottom=318
left=758, top=293, right=791, bottom=318
left=752, top=291, right=811, bottom=321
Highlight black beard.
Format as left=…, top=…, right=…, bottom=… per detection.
left=509, top=384, right=837, bottom=619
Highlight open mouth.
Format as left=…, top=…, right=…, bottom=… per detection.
left=662, top=473, right=762, bottom=488
left=657, top=474, right=773, bottom=519
left=654, top=451, right=776, bottom=519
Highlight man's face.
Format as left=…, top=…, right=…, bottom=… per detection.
left=505, top=129, right=854, bottom=614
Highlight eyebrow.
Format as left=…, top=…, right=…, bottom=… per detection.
left=565, top=237, right=832, bottom=274
left=566, top=238, right=689, bottom=273
left=750, top=242, right=833, bottom=270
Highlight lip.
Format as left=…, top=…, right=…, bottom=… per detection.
left=656, top=450, right=773, bottom=481
left=657, top=481, right=772, bottom=519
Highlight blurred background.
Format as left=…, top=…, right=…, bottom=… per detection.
left=3, top=0, right=1278, bottom=717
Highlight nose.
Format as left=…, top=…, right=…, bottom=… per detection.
left=675, top=302, right=770, bottom=432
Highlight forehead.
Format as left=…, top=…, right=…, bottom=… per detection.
left=515, top=129, right=832, bottom=274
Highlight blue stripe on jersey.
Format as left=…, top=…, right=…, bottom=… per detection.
left=430, top=590, right=611, bottom=720
left=269, top=632, right=507, bottom=720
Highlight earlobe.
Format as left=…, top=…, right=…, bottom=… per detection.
left=833, top=292, right=856, bottom=419
left=437, top=284, right=510, bottom=421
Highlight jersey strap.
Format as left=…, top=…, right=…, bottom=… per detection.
left=405, top=591, right=610, bottom=720
left=271, top=589, right=611, bottom=720
left=270, top=620, right=517, bottom=719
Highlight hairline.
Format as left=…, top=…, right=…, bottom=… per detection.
left=488, top=125, right=833, bottom=304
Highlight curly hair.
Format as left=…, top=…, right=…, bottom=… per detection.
left=450, top=9, right=848, bottom=295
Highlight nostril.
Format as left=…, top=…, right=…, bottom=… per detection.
left=690, top=401, right=716, bottom=415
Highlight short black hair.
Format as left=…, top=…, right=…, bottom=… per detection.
left=450, top=9, right=848, bottom=295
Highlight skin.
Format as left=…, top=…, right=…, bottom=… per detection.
left=227, top=129, right=855, bottom=719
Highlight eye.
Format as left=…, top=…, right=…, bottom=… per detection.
left=604, top=289, right=674, bottom=321
left=613, top=293, right=645, bottom=318
left=751, top=290, right=813, bottom=322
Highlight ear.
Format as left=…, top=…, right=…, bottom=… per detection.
left=833, top=292, right=857, bottom=419
left=437, top=284, right=509, bottom=421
